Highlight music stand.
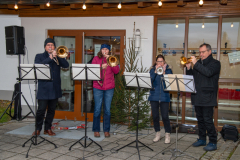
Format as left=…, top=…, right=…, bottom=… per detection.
left=21, top=64, right=57, bottom=158
left=161, top=74, right=197, bottom=160
left=116, top=72, right=153, bottom=160
left=69, top=63, right=102, bottom=152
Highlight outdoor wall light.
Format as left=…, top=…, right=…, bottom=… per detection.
left=83, top=2, right=86, bottom=10
left=14, top=2, right=18, bottom=9
left=118, top=2, right=122, bottom=9
left=46, top=1, right=50, bottom=7
left=158, top=0, right=162, bottom=7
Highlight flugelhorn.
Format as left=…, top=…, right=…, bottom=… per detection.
left=52, top=46, right=69, bottom=65
left=180, top=56, right=200, bottom=65
left=156, top=66, right=164, bottom=75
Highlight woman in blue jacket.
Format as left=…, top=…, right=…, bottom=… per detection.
left=148, top=54, right=172, bottom=143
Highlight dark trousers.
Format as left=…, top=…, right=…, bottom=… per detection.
left=195, top=106, right=217, bottom=144
left=36, top=99, right=58, bottom=131
left=150, top=101, right=171, bottom=133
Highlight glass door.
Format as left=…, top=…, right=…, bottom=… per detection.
left=48, top=30, right=125, bottom=121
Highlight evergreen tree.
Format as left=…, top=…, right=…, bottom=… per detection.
left=111, top=40, right=151, bottom=131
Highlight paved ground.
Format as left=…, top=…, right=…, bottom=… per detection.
left=0, top=119, right=239, bottom=160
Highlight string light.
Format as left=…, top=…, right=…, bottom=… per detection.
left=46, top=1, right=50, bottom=7
left=176, top=24, right=178, bottom=28
left=14, top=2, right=18, bottom=9
left=118, top=2, right=122, bottom=9
left=202, top=23, right=205, bottom=28
left=231, top=22, right=234, bottom=28
left=158, top=0, right=162, bottom=7
left=199, top=0, right=203, bottom=6
left=82, top=2, right=86, bottom=10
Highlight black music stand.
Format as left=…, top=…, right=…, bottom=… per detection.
left=161, top=74, right=197, bottom=160
left=21, top=64, right=57, bottom=158
left=116, top=72, right=153, bottom=160
left=69, top=63, right=102, bottom=152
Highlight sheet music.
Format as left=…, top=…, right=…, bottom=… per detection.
left=137, top=73, right=151, bottom=89
left=72, top=64, right=85, bottom=80
left=72, top=63, right=100, bottom=80
left=87, top=64, right=101, bottom=80
left=163, top=74, right=196, bottom=93
left=35, top=64, right=51, bottom=80
left=124, top=72, right=137, bottom=87
left=20, top=64, right=35, bottom=80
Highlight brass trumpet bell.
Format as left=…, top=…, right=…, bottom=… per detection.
left=156, top=66, right=163, bottom=75
left=107, top=55, right=119, bottom=67
left=56, top=46, right=69, bottom=58
left=180, top=56, right=200, bottom=65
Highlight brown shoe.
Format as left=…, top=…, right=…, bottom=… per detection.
left=94, top=132, right=100, bottom=137
left=104, top=132, right=110, bottom=138
left=44, top=129, right=56, bottom=136
left=32, top=130, right=40, bottom=136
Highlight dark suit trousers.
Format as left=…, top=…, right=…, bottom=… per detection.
left=36, top=99, right=58, bottom=131
left=195, top=106, right=217, bottom=144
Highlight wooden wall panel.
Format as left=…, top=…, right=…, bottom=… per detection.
left=0, top=0, right=240, bottom=17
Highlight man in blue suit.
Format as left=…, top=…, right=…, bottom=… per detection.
left=32, top=38, right=69, bottom=136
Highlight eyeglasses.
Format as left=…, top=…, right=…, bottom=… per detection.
left=156, top=61, right=164, bottom=63
left=199, top=50, right=209, bottom=54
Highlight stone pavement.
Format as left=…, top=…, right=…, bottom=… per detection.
left=0, top=119, right=239, bottom=160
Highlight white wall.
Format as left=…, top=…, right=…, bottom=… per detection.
left=21, top=16, right=154, bottom=67
left=0, top=15, right=21, bottom=91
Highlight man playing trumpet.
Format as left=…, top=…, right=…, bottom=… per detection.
left=186, top=43, right=221, bottom=151
left=33, top=38, right=69, bottom=136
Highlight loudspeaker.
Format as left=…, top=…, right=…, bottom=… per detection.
left=5, top=26, right=25, bottom=55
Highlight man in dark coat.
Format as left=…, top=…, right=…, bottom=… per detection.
left=186, top=43, right=220, bottom=151
left=32, top=38, right=69, bottom=136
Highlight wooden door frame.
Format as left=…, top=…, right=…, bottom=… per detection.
left=48, top=30, right=126, bottom=121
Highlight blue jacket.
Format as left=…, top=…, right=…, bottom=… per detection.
left=148, top=65, right=172, bottom=102
left=35, top=51, right=69, bottom=100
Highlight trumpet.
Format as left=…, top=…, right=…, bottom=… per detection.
left=156, top=66, right=164, bottom=75
left=52, top=46, right=69, bottom=65
left=180, top=56, right=200, bottom=65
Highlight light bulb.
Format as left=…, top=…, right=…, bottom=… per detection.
left=176, top=24, right=178, bottom=28
left=83, top=3, right=86, bottom=10
left=231, top=22, right=234, bottom=28
left=46, top=1, right=50, bottom=7
left=118, top=2, right=121, bottom=9
left=14, top=3, right=18, bottom=9
left=158, top=0, right=162, bottom=7
left=202, top=23, right=205, bottom=28
left=199, top=0, right=203, bottom=6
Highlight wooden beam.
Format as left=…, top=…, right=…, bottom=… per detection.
left=39, top=4, right=65, bottom=10
left=103, top=3, right=117, bottom=8
left=0, top=4, right=8, bottom=9
left=138, top=2, right=152, bottom=8
left=177, top=0, right=186, bottom=7
left=219, top=0, right=228, bottom=5
left=70, top=4, right=93, bottom=10
left=7, top=4, right=36, bottom=10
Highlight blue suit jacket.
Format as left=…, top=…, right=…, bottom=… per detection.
left=35, top=51, right=69, bottom=100
left=148, top=65, right=172, bottom=102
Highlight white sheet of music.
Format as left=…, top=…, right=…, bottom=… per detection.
left=137, top=73, right=151, bottom=89
left=72, top=63, right=100, bottom=80
left=163, top=74, right=195, bottom=93
left=35, top=64, right=51, bottom=80
left=124, top=72, right=151, bottom=88
left=20, top=64, right=35, bottom=80
left=124, top=72, right=137, bottom=87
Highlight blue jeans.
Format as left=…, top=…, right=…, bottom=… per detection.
left=92, top=88, right=114, bottom=132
